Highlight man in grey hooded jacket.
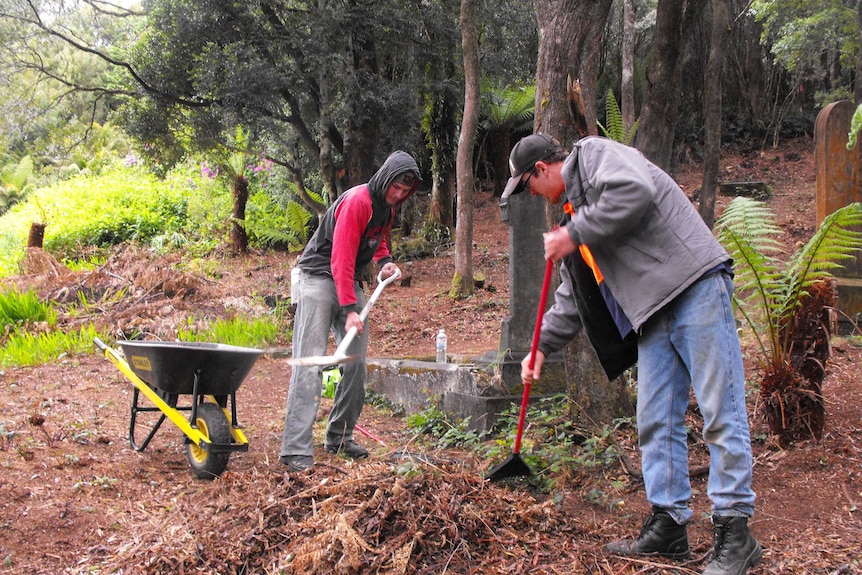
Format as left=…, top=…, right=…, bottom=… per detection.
left=501, top=134, right=760, bottom=575
left=280, top=151, right=420, bottom=472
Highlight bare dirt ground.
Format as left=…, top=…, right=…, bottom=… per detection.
left=1, top=136, right=860, bottom=574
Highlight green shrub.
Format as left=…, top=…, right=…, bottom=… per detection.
left=0, top=167, right=193, bottom=275
left=245, top=189, right=314, bottom=251
left=0, top=156, right=314, bottom=277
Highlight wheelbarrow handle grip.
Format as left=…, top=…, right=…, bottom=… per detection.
left=94, top=337, right=108, bottom=352
left=332, top=268, right=401, bottom=358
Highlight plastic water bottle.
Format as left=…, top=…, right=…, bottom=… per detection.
left=436, top=329, right=448, bottom=363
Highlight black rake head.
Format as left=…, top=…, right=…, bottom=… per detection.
left=484, top=453, right=533, bottom=482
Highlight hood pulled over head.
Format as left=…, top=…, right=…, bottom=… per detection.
left=368, top=151, right=421, bottom=206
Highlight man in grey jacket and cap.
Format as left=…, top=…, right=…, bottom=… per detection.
left=280, top=150, right=420, bottom=473
left=502, top=134, right=760, bottom=575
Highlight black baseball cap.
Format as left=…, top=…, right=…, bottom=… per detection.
left=501, top=134, right=562, bottom=201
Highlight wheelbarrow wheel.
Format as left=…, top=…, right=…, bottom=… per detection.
left=187, top=402, right=232, bottom=480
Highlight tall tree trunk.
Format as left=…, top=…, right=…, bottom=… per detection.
left=427, top=83, right=458, bottom=230
left=535, top=0, right=609, bottom=140
left=452, top=0, right=479, bottom=298
left=230, top=176, right=249, bottom=255
left=491, top=129, right=511, bottom=198
left=636, top=0, right=706, bottom=171
left=343, top=6, right=380, bottom=188
left=318, top=23, right=338, bottom=204
left=535, top=0, right=633, bottom=430
left=634, top=0, right=684, bottom=170
left=317, top=0, right=340, bottom=201
left=700, top=0, right=730, bottom=229
left=622, top=0, right=636, bottom=133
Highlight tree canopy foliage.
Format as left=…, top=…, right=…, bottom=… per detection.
left=750, top=0, right=860, bottom=104
left=0, top=0, right=858, bottom=210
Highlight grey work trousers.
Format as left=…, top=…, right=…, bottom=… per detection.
left=280, top=270, right=368, bottom=458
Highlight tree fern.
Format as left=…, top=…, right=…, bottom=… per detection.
left=479, top=81, right=535, bottom=136
left=716, top=197, right=862, bottom=369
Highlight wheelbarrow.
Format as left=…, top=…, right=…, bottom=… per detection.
left=94, top=337, right=263, bottom=479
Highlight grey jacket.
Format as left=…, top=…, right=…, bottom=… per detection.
left=538, top=137, right=731, bottom=374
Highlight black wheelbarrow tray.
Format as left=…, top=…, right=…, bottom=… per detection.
left=94, top=337, right=263, bottom=479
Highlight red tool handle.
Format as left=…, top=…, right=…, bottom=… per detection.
left=513, top=258, right=555, bottom=454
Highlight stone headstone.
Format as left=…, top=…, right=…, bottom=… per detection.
left=815, top=100, right=862, bottom=328
left=488, top=189, right=566, bottom=393
left=499, top=191, right=548, bottom=353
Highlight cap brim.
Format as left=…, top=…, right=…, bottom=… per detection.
left=501, top=175, right=525, bottom=201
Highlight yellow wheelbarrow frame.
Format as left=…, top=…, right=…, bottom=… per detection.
left=95, top=338, right=261, bottom=479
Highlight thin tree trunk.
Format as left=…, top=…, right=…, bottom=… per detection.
left=622, top=0, right=636, bottom=134
left=492, top=130, right=511, bottom=198
left=452, top=0, right=479, bottom=298
left=700, top=0, right=730, bottom=229
left=427, top=83, right=458, bottom=230
left=230, top=176, right=249, bottom=255
left=343, top=11, right=380, bottom=188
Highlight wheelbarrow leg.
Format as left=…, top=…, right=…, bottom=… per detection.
left=129, top=386, right=169, bottom=452
left=229, top=392, right=242, bottom=428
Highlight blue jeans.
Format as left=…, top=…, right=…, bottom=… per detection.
left=637, top=272, right=755, bottom=524
left=280, top=271, right=368, bottom=458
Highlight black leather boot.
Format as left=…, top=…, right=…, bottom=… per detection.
left=606, top=506, right=691, bottom=559
left=703, top=516, right=762, bottom=575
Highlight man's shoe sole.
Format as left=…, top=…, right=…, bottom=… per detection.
left=606, top=545, right=691, bottom=561
left=279, top=456, right=313, bottom=472
left=703, top=541, right=763, bottom=575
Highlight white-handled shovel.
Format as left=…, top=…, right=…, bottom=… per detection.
left=286, top=269, right=401, bottom=367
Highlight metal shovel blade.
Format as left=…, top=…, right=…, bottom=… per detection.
left=485, top=453, right=533, bottom=482
left=286, top=353, right=359, bottom=367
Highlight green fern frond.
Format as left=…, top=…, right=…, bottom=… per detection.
left=226, top=127, right=250, bottom=177
left=716, top=197, right=862, bottom=370
left=788, top=202, right=862, bottom=285
left=715, top=197, right=786, bottom=300
left=247, top=224, right=305, bottom=250
left=715, top=201, right=787, bottom=361
left=1, top=155, right=34, bottom=193
left=285, top=201, right=314, bottom=233
left=597, top=90, right=639, bottom=145
left=305, top=188, right=326, bottom=207
left=479, top=82, right=536, bottom=132
left=602, top=90, right=625, bottom=142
